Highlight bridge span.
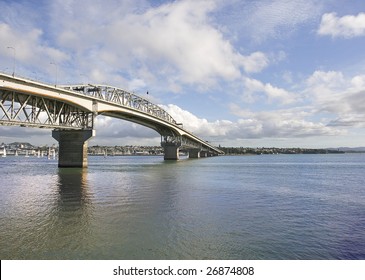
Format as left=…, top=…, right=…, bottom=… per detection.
left=0, top=72, right=224, bottom=167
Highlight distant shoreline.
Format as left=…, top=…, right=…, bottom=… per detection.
left=2, top=142, right=365, bottom=157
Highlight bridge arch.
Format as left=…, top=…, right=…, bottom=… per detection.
left=1, top=72, right=224, bottom=167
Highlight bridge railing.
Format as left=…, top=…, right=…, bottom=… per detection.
left=0, top=72, right=175, bottom=128
left=62, top=85, right=178, bottom=126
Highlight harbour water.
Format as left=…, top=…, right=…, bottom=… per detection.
left=0, top=154, right=364, bottom=259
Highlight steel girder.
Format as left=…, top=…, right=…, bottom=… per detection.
left=161, top=134, right=212, bottom=150
left=0, top=89, right=93, bottom=129
left=63, top=85, right=177, bottom=125
left=0, top=72, right=223, bottom=155
left=66, top=85, right=218, bottom=151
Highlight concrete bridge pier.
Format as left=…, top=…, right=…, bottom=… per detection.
left=200, top=151, right=208, bottom=158
left=162, top=142, right=180, bottom=160
left=188, top=149, right=201, bottom=158
left=52, top=129, right=95, bottom=168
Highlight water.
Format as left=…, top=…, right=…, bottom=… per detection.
left=0, top=154, right=364, bottom=260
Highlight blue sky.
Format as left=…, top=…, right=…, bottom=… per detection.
left=1, top=0, right=365, bottom=148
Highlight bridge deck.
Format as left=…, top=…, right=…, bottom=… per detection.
left=0, top=72, right=224, bottom=155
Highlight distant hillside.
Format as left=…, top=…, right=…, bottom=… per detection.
left=328, top=147, right=365, bottom=152
left=8, top=142, right=35, bottom=148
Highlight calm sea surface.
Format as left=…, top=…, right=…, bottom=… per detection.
left=0, top=154, right=364, bottom=260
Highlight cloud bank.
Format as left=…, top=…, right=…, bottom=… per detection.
left=318, top=12, right=365, bottom=38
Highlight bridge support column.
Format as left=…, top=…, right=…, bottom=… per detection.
left=52, top=129, right=95, bottom=168
left=200, top=151, right=208, bottom=157
left=162, top=143, right=180, bottom=160
left=188, top=149, right=201, bottom=159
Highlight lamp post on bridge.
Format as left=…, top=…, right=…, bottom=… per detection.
left=80, top=73, right=86, bottom=84
left=7, top=46, right=16, bottom=77
left=32, top=71, right=38, bottom=81
left=50, top=62, right=58, bottom=87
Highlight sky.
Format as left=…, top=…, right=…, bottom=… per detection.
left=1, top=0, right=365, bottom=148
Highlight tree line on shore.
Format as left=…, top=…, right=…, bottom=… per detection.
left=2, top=142, right=360, bottom=156
left=218, top=147, right=345, bottom=155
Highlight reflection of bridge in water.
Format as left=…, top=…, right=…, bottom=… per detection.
left=0, top=72, right=224, bottom=167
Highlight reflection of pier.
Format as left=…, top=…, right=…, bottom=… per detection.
left=57, top=168, right=89, bottom=203
left=38, top=168, right=93, bottom=258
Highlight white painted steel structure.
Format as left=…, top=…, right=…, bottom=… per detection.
left=0, top=72, right=224, bottom=155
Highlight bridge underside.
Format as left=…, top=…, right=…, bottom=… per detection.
left=0, top=89, right=96, bottom=167
left=101, top=111, right=220, bottom=160
left=0, top=89, right=93, bottom=129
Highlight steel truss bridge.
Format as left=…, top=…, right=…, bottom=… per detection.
left=0, top=72, right=223, bottom=166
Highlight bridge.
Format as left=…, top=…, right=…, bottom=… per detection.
left=0, top=72, right=224, bottom=167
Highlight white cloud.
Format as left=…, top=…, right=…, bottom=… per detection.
left=229, top=105, right=344, bottom=139
left=240, top=52, right=269, bottom=73
left=162, top=104, right=232, bottom=137
left=218, top=0, right=323, bottom=42
left=329, top=90, right=365, bottom=126
left=1, top=0, right=272, bottom=89
left=47, top=0, right=270, bottom=89
left=103, top=0, right=247, bottom=85
left=351, top=75, right=365, bottom=89
left=304, top=70, right=365, bottom=128
left=306, top=70, right=346, bottom=101
left=305, top=70, right=351, bottom=108
left=306, top=70, right=345, bottom=86
left=162, top=103, right=343, bottom=142
left=243, top=77, right=296, bottom=104
left=94, top=116, right=158, bottom=139
left=318, top=12, right=365, bottom=38
left=0, top=23, right=68, bottom=72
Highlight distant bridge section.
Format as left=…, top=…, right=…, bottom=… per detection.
left=0, top=72, right=224, bottom=167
